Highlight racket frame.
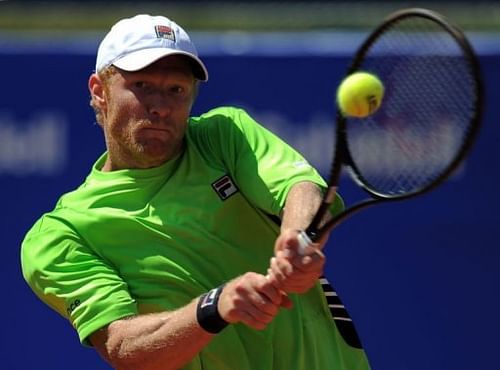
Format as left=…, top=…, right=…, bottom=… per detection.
left=304, top=8, right=483, bottom=242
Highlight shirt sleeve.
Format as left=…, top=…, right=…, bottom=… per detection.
left=192, top=107, right=329, bottom=216
left=21, top=213, right=138, bottom=345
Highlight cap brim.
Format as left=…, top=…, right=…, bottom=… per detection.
left=113, top=48, right=208, bottom=81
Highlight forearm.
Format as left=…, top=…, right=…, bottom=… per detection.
left=280, top=181, right=324, bottom=233
left=92, top=299, right=213, bottom=370
left=268, top=182, right=327, bottom=294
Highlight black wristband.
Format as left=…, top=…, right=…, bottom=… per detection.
left=196, top=284, right=229, bottom=334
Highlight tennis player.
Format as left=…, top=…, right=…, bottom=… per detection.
left=21, top=14, right=370, bottom=370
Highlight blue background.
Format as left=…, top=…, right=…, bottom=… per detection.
left=1, top=31, right=498, bottom=369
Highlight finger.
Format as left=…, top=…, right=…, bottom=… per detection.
left=269, top=257, right=294, bottom=288
left=248, top=290, right=280, bottom=317
left=290, top=249, right=325, bottom=272
left=237, top=310, right=268, bottom=330
left=274, top=253, right=324, bottom=280
left=234, top=276, right=282, bottom=320
left=253, top=275, right=288, bottom=313
left=269, top=254, right=323, bottom=294
left=219, top=274, right=272, bottom=323
left=239, top=297, right=277, bottom=327
left=264, top=271, right=286, bottom=303
left=272, top=253, right=294, bottom=276
left=271, top=267, right=324, bottom=294
left=275, top=246, right=324, bottom=273
left=223, top=288, right=276, bottom=328
left=279, top=293, right=293, bottom=309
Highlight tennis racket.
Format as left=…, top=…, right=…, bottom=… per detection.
left=298, top=7, right=483, bottom=252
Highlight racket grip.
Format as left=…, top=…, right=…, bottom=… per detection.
left=297, top=230, right=313, bottom=255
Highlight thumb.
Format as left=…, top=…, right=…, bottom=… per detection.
left=279, top=292, right=293, bottom=309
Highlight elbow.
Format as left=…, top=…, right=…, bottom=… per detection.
left=95, top=332, right=172, bottom=370
left=90, top=325, right=143, bottom=370
left=100, top=340, right=146, bottom=370
left=105, top=339, right=128, bottom=369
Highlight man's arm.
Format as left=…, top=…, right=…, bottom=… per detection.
left=90, top=298, right=210, bottom=370
left=90, top=273, right=290, bottom=370
left=279, top=181, right=325, bottom=235
left=268, top=181, right=329, bottom=294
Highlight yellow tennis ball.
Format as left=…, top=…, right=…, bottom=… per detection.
left=336, top=72, right=384, bottom=118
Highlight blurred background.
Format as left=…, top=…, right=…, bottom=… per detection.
left=1, top=1, right=499, bottom=369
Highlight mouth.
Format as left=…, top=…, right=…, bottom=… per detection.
left=139, top=126, right=173, bottom=140
left=133, top=119, right=176, bottom=141
left=142, top=126, right=169, bottom=132
left=136, top=120, right=171, bottom=133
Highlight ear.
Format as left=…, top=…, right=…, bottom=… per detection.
left=89, top=73, right=107, bottom=112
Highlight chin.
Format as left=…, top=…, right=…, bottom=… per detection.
left=141, top=144, right=176, bottom=164
left=134, top=135, right=183, bottom=164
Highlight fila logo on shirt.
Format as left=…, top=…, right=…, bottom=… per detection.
left=212, top=175, right=239, bottom=200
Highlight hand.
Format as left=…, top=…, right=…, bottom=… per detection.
left=217, top=272, right=292, bottom=330
left=267, top=229, right=325, bottom=294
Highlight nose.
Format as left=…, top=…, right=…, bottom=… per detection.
left=147, top=93, right=171, bottom=119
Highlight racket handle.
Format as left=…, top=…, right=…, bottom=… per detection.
left=297, top=230, right=313, bottom=255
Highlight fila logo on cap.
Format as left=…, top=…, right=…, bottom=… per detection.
left=212, top=175, right=239, bottom=200
left=155, top=25, right=176, bottom=42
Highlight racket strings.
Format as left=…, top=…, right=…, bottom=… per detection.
left=346, top=17, right=477, bottom=196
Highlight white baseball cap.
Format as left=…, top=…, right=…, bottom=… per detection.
left=95, top=14, right=208, bottom=81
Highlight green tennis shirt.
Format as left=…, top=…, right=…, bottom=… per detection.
left=21, top=107, right=369, bottom=370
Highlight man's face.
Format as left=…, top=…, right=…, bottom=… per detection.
left=92, top=55, right=197, bottom=170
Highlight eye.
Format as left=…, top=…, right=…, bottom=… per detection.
left=170, top=86, right=184, bottom=94
left=134, top=81, right=147, bottom=89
